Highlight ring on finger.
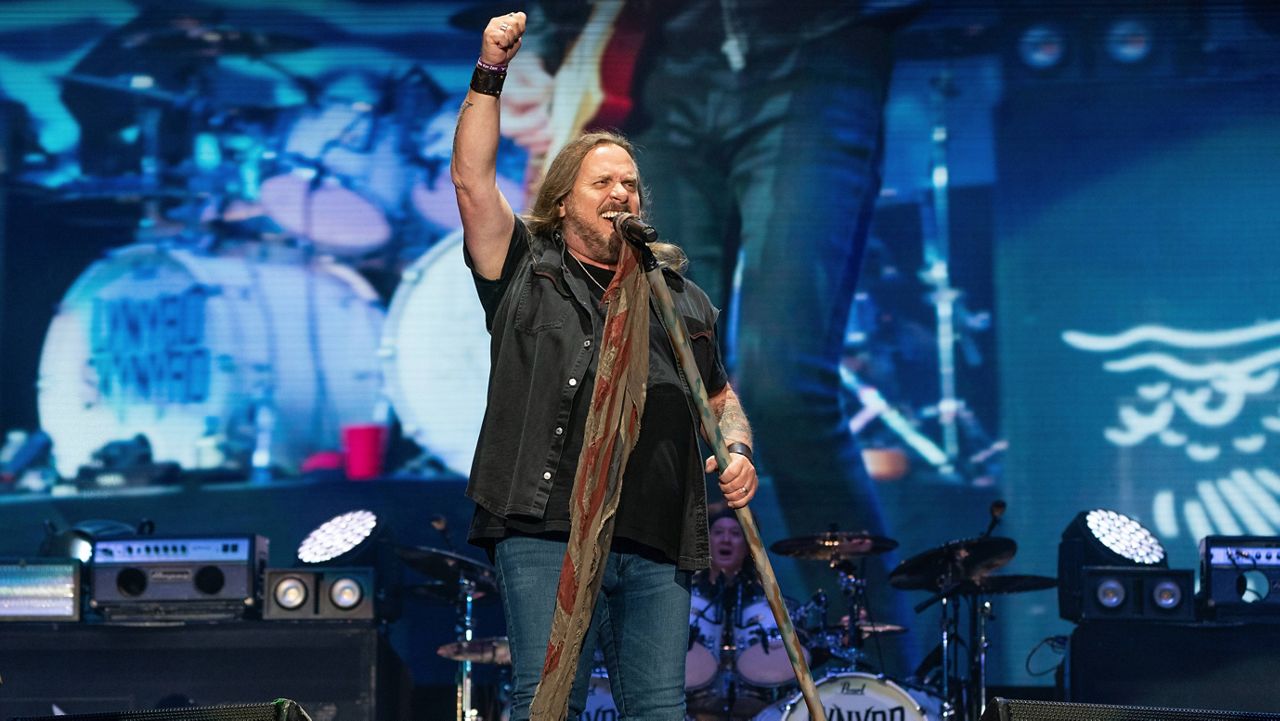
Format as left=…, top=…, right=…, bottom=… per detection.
left=499, top=22, right=510, bottom=30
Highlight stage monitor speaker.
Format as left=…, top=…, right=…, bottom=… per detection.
left=983, top=697, right=1280, bottom=721
left=0, top=624, right=407, bottom=721
left=10, top=699, right=312, bottom=721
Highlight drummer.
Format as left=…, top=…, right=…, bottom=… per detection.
left=687, top=505, right=776, bottom=720
left=699, top=504, right=754, bottom=591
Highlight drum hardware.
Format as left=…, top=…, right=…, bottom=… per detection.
left=769, top=531, right=899, bottom=562
left=768, top=528, right=907, bottom=694
left=891, top=535, right=1016, bottom=721
left=396, top=544, right=498, bottom=721
left=437, top=636, right=511, bottom=665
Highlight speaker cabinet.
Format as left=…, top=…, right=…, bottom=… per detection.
left=1068, top=621, right=1280, bottom=712
left=10, top=699, right=313, bottom=721
left=983, top=697, right=1280, bottom=721
left=0, top=624, right=406, bottom=721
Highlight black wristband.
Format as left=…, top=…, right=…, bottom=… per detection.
left=727, top=442, right=753, bottom=462
left=470, top=65, right=506, bottom=97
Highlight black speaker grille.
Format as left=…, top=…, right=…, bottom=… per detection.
left=988, top=698, right=1280, bottom=721
left=9, top=699, right=311, bottom=721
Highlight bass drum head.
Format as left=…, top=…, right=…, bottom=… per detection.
left=752, top=672, right=929, bottom=721
left=380, top=230, right=490, bottom=475
left=37, top=243, right=384, bottom=478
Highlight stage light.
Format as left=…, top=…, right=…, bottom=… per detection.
left=1095, top=578, right=1126, bottom=609
left=1081, top=509, right=1166, bottom=566
left=297, top=510, right=378, bottom=564
left=273, top=575, right=309, bottom=611
left=1018, top=23, right=1068, bottom=71
left=264, top=568, right=375, bottom=620
left=1060, top=510, right=1178, bottom=621
left=328, top=576, right=364, bottom=610
left=1151, top=579, right=1182, bottom=610
left=1104, top=18, right=1154, bottom=64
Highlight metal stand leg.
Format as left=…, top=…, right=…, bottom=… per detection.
left=970, top=597, right=992, bottom=721
left=939, top=595, right=957, bottom=721
left=455, top=578, right=478, bottom=721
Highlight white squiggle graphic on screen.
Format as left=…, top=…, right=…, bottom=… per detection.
left=1064, top=321, right=1280, bottom=540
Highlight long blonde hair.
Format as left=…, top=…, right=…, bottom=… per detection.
left=524, top=131, right=687, bottom=272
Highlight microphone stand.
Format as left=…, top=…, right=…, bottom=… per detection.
left=620, top=224, right=824, bottom=720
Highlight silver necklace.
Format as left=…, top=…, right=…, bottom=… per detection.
left=568, top=249, right=612, bottom=294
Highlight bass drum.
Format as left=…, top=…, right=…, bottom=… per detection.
left=380, top=230, right=490, bottom=475
left=751, top=672, right=933, bottom=721
left=37, top=243, right=385, bottom=479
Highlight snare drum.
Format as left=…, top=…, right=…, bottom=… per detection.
left=37, top=243, right=385, bottom=478
left=751, top=672, right=933, bottom=721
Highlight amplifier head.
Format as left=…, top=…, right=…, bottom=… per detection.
left=1199, top=535, right=1280, bottom=619
left=89, top=535, right=268, bottom=622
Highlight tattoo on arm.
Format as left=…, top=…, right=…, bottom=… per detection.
left=714, top=387, right=753, bottom=447
left=455, top=99, right=475, bottom=128
left=452, top=100, right=475, bottom=157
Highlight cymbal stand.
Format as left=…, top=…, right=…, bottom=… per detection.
left=454, top=575, right=480, bottom=721
left=968, top=595, right=993, bottom=721
left=137, top=105, right=166, bottom=239
left=914, top=575, right=964, bottom=720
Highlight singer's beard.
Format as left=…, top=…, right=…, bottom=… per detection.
left=563, top=211, right=621, bottom=265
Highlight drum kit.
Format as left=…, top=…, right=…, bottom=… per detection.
left=23, top=19, right=499, bottom=482
left=422, top=520, right=1056, bottom=721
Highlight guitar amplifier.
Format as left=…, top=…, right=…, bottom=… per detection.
left=1199, top=535, right=1280, bottom=619
left=90, top=535, right=268, bottom=622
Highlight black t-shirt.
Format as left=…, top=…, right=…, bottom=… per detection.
left=469, top=229, right=726, bottom=565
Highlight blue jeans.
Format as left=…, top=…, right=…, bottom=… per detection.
left=495, top=535, right=692, bottom=721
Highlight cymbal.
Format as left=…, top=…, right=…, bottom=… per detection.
left=394, top=544, right=498, bottom=600
left=127, top=28, right=314, bottom=56
left=853, top=621, right=907, bottom=638
left=771, top=531, right=899, bottom=561
left=961, top=574, right=1057, bottom=595
left=889, top=537, right=1016, bottom=591
left=437, top=636, right=511, bottom=665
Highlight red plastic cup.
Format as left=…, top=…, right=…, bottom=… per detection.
left=342, top=424, right=387, bottom=481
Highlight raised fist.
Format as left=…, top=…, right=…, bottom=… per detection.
left=481, top=11, right=526, bottom=67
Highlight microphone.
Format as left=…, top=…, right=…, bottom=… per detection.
left=612, top=212, right=659, bottom=245
left=982, top=500, right=1007, bottom=538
